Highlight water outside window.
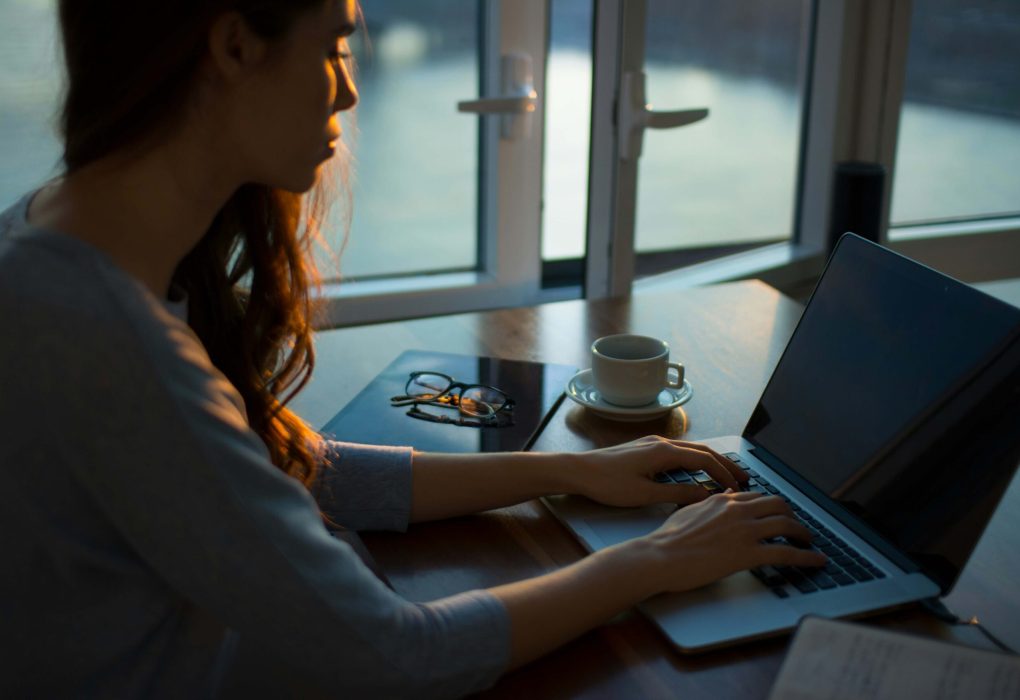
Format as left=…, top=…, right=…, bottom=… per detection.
left=337, top=1, right=479, bottom=279
left=890, top=0, right=1020, bottom=229
left=541, top=0, right=593, bottom=262
left=635, top=0, right=807, bottom=255
left=0, top=0, right=62, bottom=210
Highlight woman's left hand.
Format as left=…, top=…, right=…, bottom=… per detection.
left=563, top=435, right=749, bottom=508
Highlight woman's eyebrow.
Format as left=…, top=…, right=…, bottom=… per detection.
left=334, top=22, right=356, bottom=37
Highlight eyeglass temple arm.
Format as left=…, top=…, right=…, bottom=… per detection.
left=390, top=396, right=459, bottom=407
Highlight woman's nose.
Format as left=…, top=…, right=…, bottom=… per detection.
left=334, top=63, right=358, bottom=113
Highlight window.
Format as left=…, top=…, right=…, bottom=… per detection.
left=542, top=0, right=814, bottom=293
left=0, top=1, right=61, bottom=212
left=890, top=0, right=1020, bottom=229
left=4, top=1, right=1017, bottom=324
left=337, top=2, right=480, bottom=279
left=635, top=0, right=808, bottom=272
left=636, top=0, right=1020, bottom=294
left=585, top=0, right=823, bottom=298
left=540, top=0, right=593, bottom=269
left=0, top=1, right=553, bottom=327
left=317, top=1, right=552, bottom=326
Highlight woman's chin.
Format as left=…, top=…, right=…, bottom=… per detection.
left=254, top=158, right=328, bottom=194
left=267, top=171, right=319, bottom=195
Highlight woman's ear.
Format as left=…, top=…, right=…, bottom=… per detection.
left=207, top=11, right=268, bottom=82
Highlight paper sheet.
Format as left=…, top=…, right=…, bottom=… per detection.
left=768, top=617, right=1020, bottom=700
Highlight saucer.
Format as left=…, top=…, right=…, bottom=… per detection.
left=565, top=369, right=693, bottom=422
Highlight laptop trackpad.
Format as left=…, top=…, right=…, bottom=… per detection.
left=582, top=503, right=678, bottom=547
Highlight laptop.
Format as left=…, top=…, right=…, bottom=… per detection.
left=543, top=233, right=1020, bottom=652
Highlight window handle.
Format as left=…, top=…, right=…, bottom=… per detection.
left=457, top=95, right=536, bottom=115
left=458, top=52, right=538, bottom=140
left=618, top=70, right=709, bottom=161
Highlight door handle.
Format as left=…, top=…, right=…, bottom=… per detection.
left=618, top=71, right=708, bottom=161
left=458, top=52, right=538, bottom=140
left=457, top=95, right=537, bottom=115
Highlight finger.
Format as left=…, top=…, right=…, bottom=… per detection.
left=737, top=494, right=794, bottom=518
left=667, top=440, right=747, bottom=476
left=691, top=443, right=750, bottom=485
left=722, top=489, right=770, bottom=503
left=666, top=442, right=747, bottom=490
left=758, top=543, right=828, bottom=569
left=649, top=482, right=710, bottom=506
left=725, top=489, right=767, bottom=501
left=749, top=515, right=814, bottom=544
left=667, top=446, right=742, bottom=491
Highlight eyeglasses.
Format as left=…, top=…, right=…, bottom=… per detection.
left=390, top=371, right=515, bottom=427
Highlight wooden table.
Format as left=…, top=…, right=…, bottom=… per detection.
left=291, top=280, right=1020, bottom=698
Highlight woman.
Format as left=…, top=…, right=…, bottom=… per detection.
left=0, top=0, right=825, bottom=696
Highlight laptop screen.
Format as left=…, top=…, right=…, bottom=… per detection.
left=744, top=234, right=1020, bottom=590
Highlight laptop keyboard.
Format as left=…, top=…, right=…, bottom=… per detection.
left=653, top=452, right=886, bottom=598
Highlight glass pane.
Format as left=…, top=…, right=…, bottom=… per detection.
left=0, top=0, right=62, bottom=211
left=326, top=1, right=479, bottom=280
left=890, top=0, right=1020, bottom=229
left=541, top=0, right=594, bottom=262
left=636, top=1, right=808, bottom=255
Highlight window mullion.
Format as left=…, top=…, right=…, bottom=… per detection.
left=583, top=0, right=622, bottom=299
left=796, top=0, right=913, bottom=254
left=486, top=0, right=548, bottom=307
left=584, top=0, right=643, bottom=299
left=477, top=0, right=501, bottom=280
left=796, top=0, right=846, bottom=257
left=835, top=0, right=913, bottom=244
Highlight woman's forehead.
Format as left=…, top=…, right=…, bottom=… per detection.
left=293, top=0, right=356, bottom=39
left=330, top=0, right=358, bottom=33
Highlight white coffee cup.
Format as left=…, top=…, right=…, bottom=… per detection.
left=590, top=334, right=685, bottom=407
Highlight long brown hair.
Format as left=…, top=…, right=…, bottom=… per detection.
left=58, top=0, right=344, bottom=486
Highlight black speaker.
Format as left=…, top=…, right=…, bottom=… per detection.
left=828, top=161, right=885, bottom=251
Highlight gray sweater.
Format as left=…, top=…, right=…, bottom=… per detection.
left=0, top=191, right=510, bottom=698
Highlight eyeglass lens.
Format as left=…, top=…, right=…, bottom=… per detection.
left=406, top=373, right=451, bottom=400
left=406, top=373, right=509, bottom=417
left=459, top=386, right=506, bottom=417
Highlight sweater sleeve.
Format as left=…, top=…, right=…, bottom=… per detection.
left=65, top=288, right=511, bottom=697
left=312, top=440, right=414, bottom=532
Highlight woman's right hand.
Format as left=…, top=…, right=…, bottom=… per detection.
left=492, top=490, right=827, bottom=670
left=639, top=491, right=827, bottom=595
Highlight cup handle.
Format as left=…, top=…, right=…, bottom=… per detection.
left=666, top=362, right=685, bottom=388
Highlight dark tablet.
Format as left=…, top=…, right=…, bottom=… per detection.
left=321, top=349, right=577, bottom=453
